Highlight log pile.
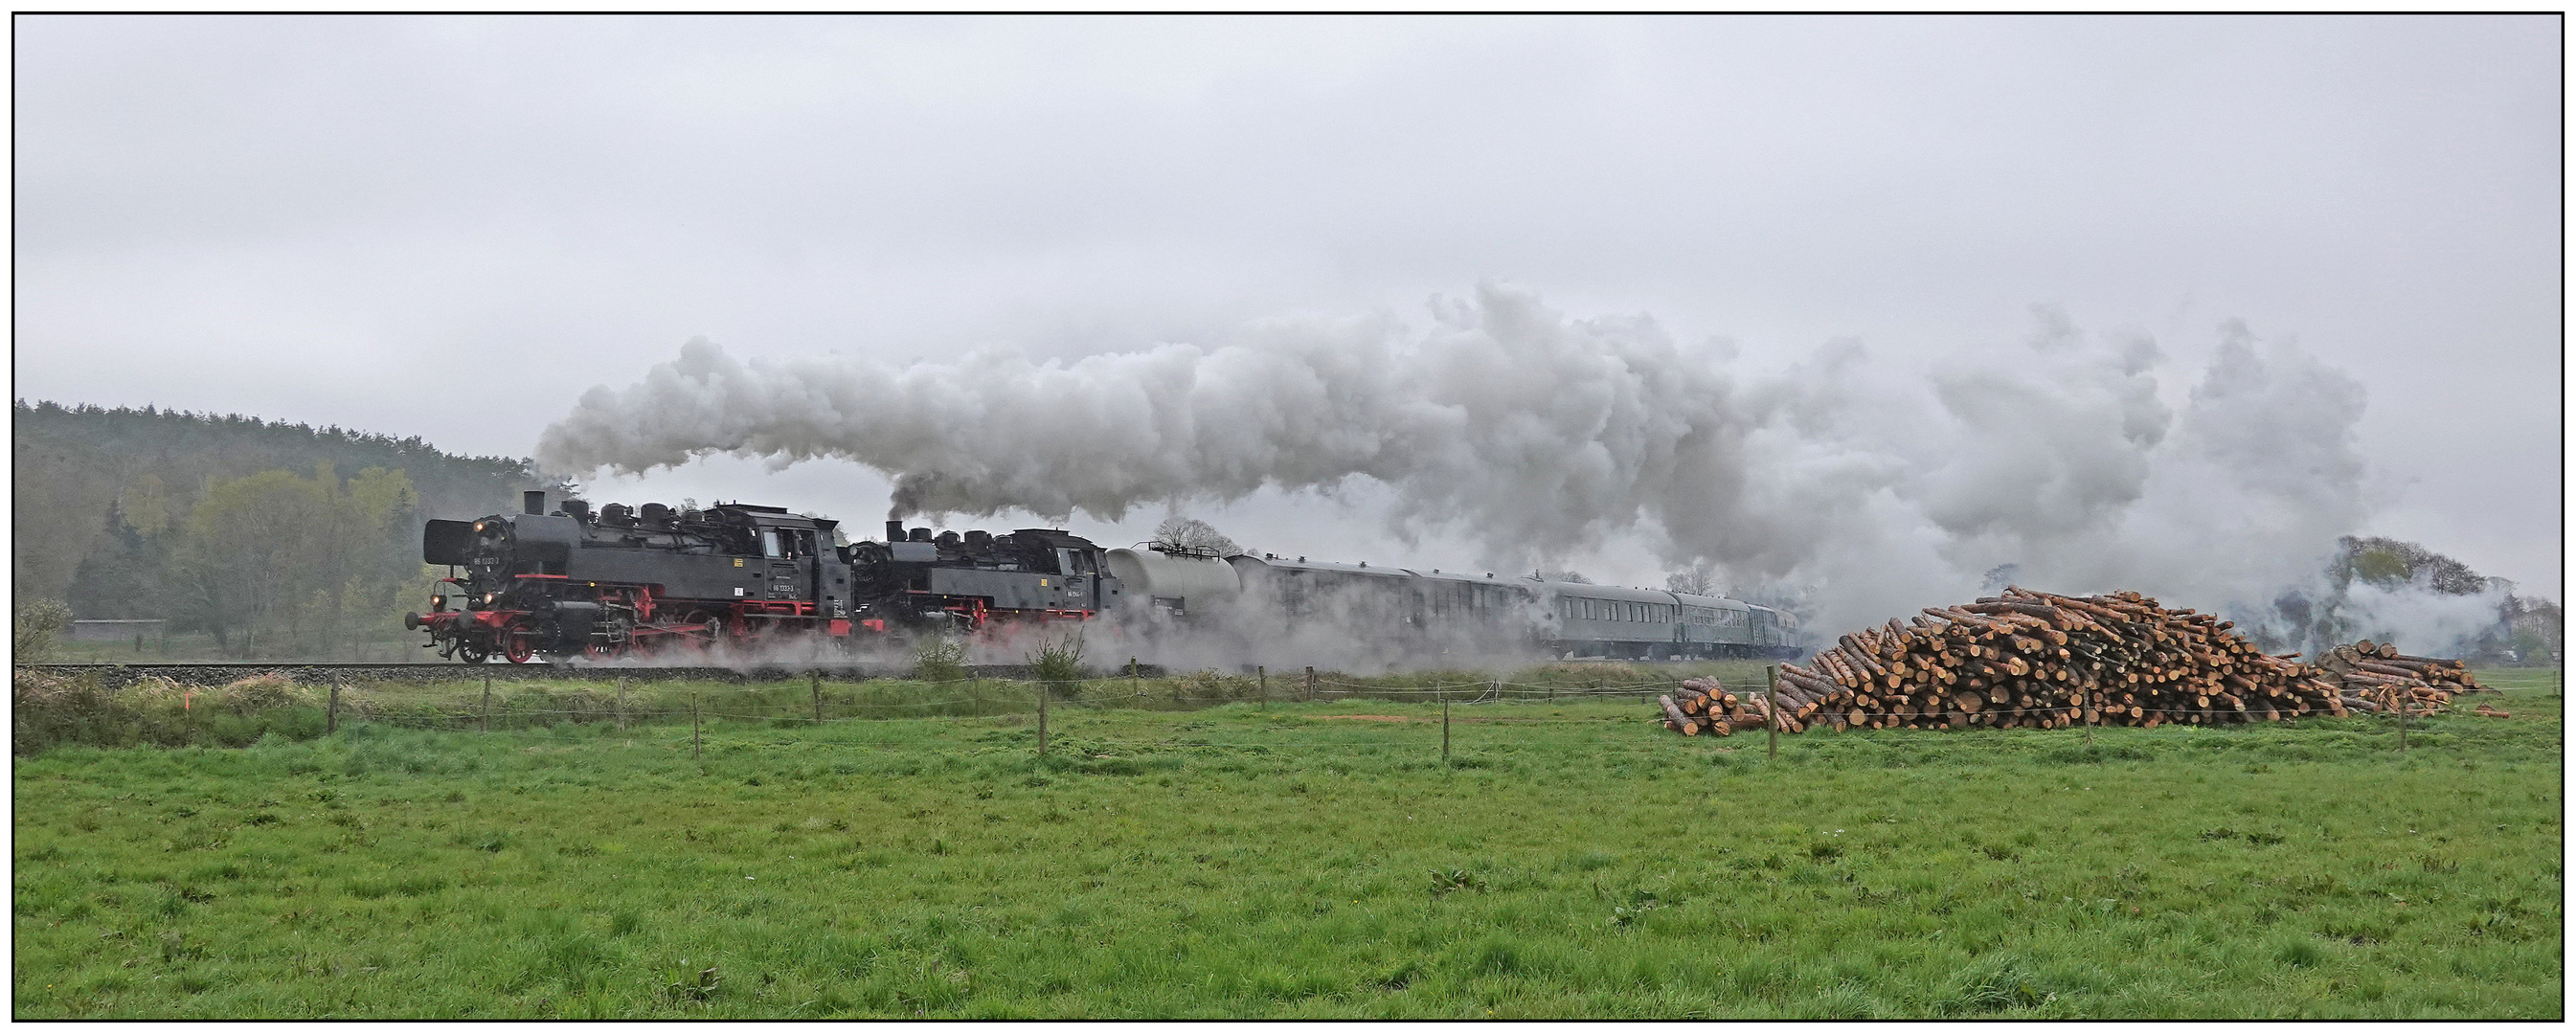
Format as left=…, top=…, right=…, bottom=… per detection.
left=1658, top=676, right=1777, bottom=736
left=1656, top=588, right=2396, bottom=735
left=2316, top=640, right=2480, bottom=717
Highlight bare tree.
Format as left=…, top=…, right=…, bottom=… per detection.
left=1150, top=516, right=1242, bottom=558
left=1537, top=569, right=1593, bottom=584
left=1665, top=561, right=1720, bottom=596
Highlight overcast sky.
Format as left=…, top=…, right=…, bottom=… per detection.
left=15, top=14, right=2563, bottom=597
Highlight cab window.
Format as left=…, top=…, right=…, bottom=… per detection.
left=761, top=530, right=782, bottom=558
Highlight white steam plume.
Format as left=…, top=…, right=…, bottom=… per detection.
left=539, top=284, right=2418, bottom=645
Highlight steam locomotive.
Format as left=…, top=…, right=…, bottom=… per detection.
left=406, top=491, right=1119, bottom=663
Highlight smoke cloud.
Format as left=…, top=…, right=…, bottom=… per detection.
left=539, top=284, right=2439, bottom=648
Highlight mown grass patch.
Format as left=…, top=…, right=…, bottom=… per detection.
left=11, top=669, right=2560, bottom=1018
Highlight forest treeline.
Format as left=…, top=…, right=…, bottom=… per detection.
left=15, top=400, right=548, bottom=657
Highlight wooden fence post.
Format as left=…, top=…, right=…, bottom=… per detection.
left=481, top=680, right=492, bottom=733
left=812, top=671, right=824, bottom=725
left=327, top=685, right=340, bottom=734
left=1257, top=665, right=1267, bottom=710
left=691, top=695, right=702, bottom=761
left=1764, top=665, right=1779, bottom=760
left=1036, top=683, right=1050, bottom=756
left=1441, top=692, right=1451, bottom=763
left=1304, top=666, right=1315, bottom=702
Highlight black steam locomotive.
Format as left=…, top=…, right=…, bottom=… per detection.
left=407, top=491, right=1120, bottom=663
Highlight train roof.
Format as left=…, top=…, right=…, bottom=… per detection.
left=1742, top=602, right=1799, bottom=622
left=1541, top=582, right=1680, bottom=604
left=1008, top=528, right=1102, bottom=549
left=1402, top=568, right=1515, bottom=584
left=1231, top=554, right=1774, bottom=613
left=1232, top=555, right=1523, bottom=587
left=1229, top=555, right=1414, bottom=579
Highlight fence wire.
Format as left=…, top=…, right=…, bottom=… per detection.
left=151, top=664, right=2474, bottom=760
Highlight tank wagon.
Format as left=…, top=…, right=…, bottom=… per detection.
left=407, top=492, right=1119, bottom=663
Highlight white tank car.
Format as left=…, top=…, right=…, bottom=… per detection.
left=1102, top=548, right=1243, bottom=617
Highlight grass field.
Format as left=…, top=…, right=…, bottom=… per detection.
left=11, top=666, right=2561, bottom=1018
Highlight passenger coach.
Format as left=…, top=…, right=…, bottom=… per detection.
left=1108, top=546, right=1802, bottom=660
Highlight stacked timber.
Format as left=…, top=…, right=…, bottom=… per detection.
left=1658, top=676, right=1777, bottom=736
left=1656, top=587, right=2370, bottom=735
left=2316, top=640, right=2479, bottom=716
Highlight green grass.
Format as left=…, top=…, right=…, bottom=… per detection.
left=41, top=629, right=431, bottom=664
left=12, top=667, right=2561, bottom=1018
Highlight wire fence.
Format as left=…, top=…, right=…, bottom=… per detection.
left=19, top=662, right=2500, bottom=758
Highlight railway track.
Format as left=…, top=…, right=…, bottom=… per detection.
left=16, top=662, right=1118, bottom=686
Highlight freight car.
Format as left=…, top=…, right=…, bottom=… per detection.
left=406, top=493, right=1120, bottom=663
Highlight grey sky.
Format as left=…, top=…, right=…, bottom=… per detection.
left=14, top=14, right=2562, bottom=597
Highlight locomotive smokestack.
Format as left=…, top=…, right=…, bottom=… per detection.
left=524, top=490, right=545, bottom=516
left=888, top=519, right=906, bottom=544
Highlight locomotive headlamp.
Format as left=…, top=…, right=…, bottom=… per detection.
left=431, top=594, right=446, bottom=611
